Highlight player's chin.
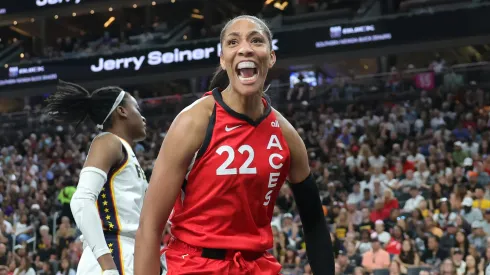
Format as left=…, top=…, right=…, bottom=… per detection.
left=232, top=79, right=265, bottom=96
left=135, top=128, right=147, bottom=142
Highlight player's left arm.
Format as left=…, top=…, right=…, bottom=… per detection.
left=274, top=109, right=335, bottom=275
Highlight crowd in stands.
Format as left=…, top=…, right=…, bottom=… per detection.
left=27, top=14, right=165, bottom=63
left=275, top=58, right=490, bottom=275
left=1, top=53, right=490, bottom=275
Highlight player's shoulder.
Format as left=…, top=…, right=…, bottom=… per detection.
left=171, top=93, right=215, bottom=132
left=182, top=93, right=215, bottom=115
left=91, top=132, right=122, bottom=151
left=85, top=132, right=124, bottom=168
left=271, top=108, right=296, bottom=135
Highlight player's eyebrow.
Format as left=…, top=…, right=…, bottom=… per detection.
left=227, top=32, right=240, bottom=38
left=226, top=30, right=263, bottom=39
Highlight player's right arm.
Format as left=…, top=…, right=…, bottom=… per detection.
left=70, top=133, right=124, bottom=273
left=134, top=98, right=212, bottom=275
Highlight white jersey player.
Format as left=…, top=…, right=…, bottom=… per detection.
left=75, top=133, right=148, bottom=275
left=45, top=81, right=165, bottom=275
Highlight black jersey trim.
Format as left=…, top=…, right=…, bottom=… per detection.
left=181, top=179, right=188, bottom=193
left=211, top=88, right=272, bottom=127
left=196, top=105, right=216, bottom=159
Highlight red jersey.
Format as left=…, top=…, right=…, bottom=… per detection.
left=170, top=89, right=291, bottom=252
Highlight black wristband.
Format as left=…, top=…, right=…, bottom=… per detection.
left=291, top=174, right=335, bottom=275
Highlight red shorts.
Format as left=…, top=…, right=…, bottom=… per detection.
left=162, top=237, right=282, bottom=275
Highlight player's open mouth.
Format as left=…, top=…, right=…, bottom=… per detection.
left=236, top=61, right=258, bottom=84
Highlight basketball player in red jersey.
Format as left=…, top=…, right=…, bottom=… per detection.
left=134, top=15, right=334, bottom=275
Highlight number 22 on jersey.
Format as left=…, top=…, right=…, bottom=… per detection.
left=213, top=135, right=286, bottom=206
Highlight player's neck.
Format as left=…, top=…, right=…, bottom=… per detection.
left=222, top=88, right=264, bottom=121
left=108, top=127, right=133, bottom=146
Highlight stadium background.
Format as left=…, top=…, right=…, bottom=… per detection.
left=1, top=0, right=490, bottom=274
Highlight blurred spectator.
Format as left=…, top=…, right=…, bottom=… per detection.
left=461, top=197, right=483, bottom=225
left=13, top=256, right=35, bottom=275
left=452, top=248, right=466, bottom=275
left=56, top=258, right=76, bottom=275
left=402, top=187, right=424, bottom=213
left=361, top=233, right=390, bottom=272
left=393, top=239, right=420, bottom=274
left=421, top=235, right=447, bottom=269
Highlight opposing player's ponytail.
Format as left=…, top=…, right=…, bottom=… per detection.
left=208, top=15, right=273, bottom=91
left=45, top=80, right=127, bottom=130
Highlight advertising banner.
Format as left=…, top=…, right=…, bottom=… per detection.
left=0, top=0, right=105, bottom=15
left=1, top=6, right=489, bottom=91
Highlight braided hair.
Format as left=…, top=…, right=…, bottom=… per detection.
left=44, top=80, right=126, bottom=130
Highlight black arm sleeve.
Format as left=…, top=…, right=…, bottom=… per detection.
left=290, top=174, right=335, bottom=275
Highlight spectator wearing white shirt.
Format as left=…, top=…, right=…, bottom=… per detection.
left=429, top=54, right=446, bottom=74
left=367, top=114, right=381, bottom=127
left=403, top=187, right=424, bottom=213
left=345, top=146, right=364, bottom=171
left=406, top=148, right=426, bottom=165
left=430, top=110, right=446, bottom=130
left=374, top=220, right=391, bottom=245
left=414, top=117, right=424, bottom=134
left=271, top=206, right=282, bottom=231
left=452, top=248, right=466, bottom=275
left=399, top=170, right=420, bottom=193
left=433, top=199, right=457, bottom=229
left=382, top=170, right=400, bottom=191
left=358, top=143, right=373, bottom=160
left=13, top=256, right=36, bottom=275
left=461, top=197, right=483, bottom=225
left=347, top=182, right=363, bottom=206
left=462, top=139, right=479, bottom=156
left=414, top=162, right=430, bottom=188
left=0, top=209, right=13, bottom=235
left=368, top=149, right=386, bottom=169
left=369, top=168, right=387, bottom=188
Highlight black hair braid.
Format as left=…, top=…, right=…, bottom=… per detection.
left=44, top=80, right=126, bottom=130
left=45, top=80, right=92, bottom=127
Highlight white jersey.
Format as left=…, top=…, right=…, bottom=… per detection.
left=95, top=133, right=148, bottom=238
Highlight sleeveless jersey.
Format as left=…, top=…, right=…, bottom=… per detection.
left=94, top=133, right=148, bottom=238
left=170, top=89, right=291, bottom=251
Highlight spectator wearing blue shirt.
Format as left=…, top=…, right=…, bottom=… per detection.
left=337, top=127, right=353, bottom=147
left=453, top=122, right=470, bottom=141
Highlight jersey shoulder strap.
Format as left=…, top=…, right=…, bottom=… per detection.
left=202, top=91, right=213, bottom=97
